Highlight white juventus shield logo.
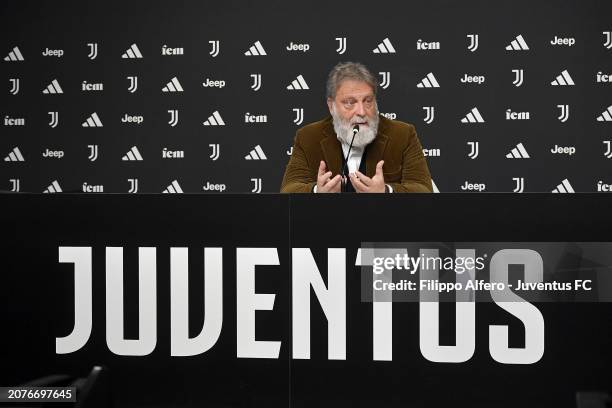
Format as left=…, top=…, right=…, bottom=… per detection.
left=286, top=146, right=293, bottom=156
left=423, top=106, right=435, bottom=124
left=127, top=76, right=138, bottom=93
left=209, top=40, right=220, bottom=57
left=603, top=31, right=612, bottom=49
left=87, top=144, right=98, bottom=162
left=512, top=69, right=524, bottom=87
left=557, top=104, right=569, bottom=122
left=467, top=34, right=479, bottom=52
left=167, top=109, right=179, bottom=127
left=48, top=111, right=59, bottom=128
left=87, top=43, right=98, bottom=60
left=379, top=72, right=390, bottom=89
left=209, top=143, right=220, bottom=161
left=127, top=178, right=138, bottom=193
left=293, top=108, right=303, bottom=125
left=335, top=37, right=346, bottom=54
left=467, top=141, right=479, bottom=159
left=9, top=178, right=20, bottom=192
left=9, top=78, right=19, bottom=95
left=251, top=178, right=262, bottom=193
left=604, top=141, right=612, bottom=159
left=250, top=74, right=261, bottom=91
left=512, top=177, right=525, bottom=193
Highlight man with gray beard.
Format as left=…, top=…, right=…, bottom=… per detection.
left=280, top=62, right=432, bottom=193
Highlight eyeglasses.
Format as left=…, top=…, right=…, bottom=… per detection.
left=339, top=96, right=376, bottom=111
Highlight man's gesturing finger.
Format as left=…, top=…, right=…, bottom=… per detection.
left=318, top=160, right=327, bottom=177
left=350, top=173, right=368, bottom=192
left=354, top=171, right=373, bottom=186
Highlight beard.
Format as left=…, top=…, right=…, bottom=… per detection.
left=331, top=104, right=380, bottom=149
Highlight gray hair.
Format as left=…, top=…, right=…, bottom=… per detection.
left=326, top=62, right=378, bottom=100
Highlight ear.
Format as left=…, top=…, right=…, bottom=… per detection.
left=327, top=98, right=334, bottom=115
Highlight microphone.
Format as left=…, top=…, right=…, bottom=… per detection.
left=341, top=124, right=359, bottom=192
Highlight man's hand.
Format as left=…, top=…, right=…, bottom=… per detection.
left=316, top=161, right=342, bottom=193
left=349, top=160, right=386, bottom=193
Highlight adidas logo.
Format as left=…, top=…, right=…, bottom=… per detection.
left=42, top=79, right=63, bottom=94
left=244, top=41, right=267, bottom=56
left=551, top=69, right=575, bottom=86
left=506, top=143, right=530, bottom=158
left=43, top=180, right=62, bottom=193
left=373, top=37, right=396, bottom=54
left=3, top=147, right=24, bottom=162
left=287, top=74, right=309, bottom=90
left=431, top=179, right=440, bottom=193
left=163, top=180, right=183, bottom=194
left=552, top=178, right=574, bottom=193
left=460, top=107, right=485, bottom=123
left=121, top=43, right=143, bottom=59
left=162, top=77, right=183, bottom=92
left=4, top=46, right=24, bottom=61
left=416, top=72, right=440, bottom=88
left=82, top=112, right=103, bottom=127
left=505, top=34, right=529, bottom=51
left=245, top=145, right=267, bottom=160
left=122, top=146, right=143, bottom=161
left=203, top=110, right=225, bottom=126
left=596, top=105, right=612, bottom=122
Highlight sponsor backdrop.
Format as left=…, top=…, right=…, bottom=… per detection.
left=0, top=0, right=611, bottom=194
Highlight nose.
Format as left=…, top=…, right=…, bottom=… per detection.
left=354, top=101, right=366, bottom=117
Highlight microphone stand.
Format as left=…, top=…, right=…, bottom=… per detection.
left=341, top=125, right=360, bottom=192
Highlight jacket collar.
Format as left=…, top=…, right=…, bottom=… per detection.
left=320, top=115, right=390, bottom=177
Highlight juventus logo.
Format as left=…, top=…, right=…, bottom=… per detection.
left=557, top=104, right=569, bottom=122
left=48, top=111, right=59, bottom=128
left=467, top=34, right=479, bottom=52
left=127, top=178, right=138, bottom=193
left=209, top=143, right=220, bottom=161
left=286, top=146, right=293, bottom=156
left=251, top=178, right=262, bottom=193
left=127, top=76, right=138, bottom=93
left=512, top=177, right=525, bottom=193
left=467, top=141, right=479, bottom=159
left=604, top=141, right=612, bottom=159
left=423, top=106, right=435, bottom=124
left=9, top=78, right=19, bottom=95
left=603, top=31, right=612, bottom=49
left=9, top=178, right=20, bottom=192
left=87, top=43, right=98, bottom=60
left=250, top=74, right=261, bottom=91
left=293, top=108, right=304, bottom=125
left=209, top=40, right=220, bottom=57
left=87, top=144, right=98, bottom=162
left=512, top=69, right=524, bottom=87
left=379, top=71, right=390, bottom=89
left=167, top=109, right=179, bottom=127
left=335, top=37, right=347, bottom=54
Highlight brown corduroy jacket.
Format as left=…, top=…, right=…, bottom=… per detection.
left=280, top=115, right=433, bottom=193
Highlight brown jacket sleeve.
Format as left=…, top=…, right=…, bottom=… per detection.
left=280, top=131, right=317, bottom=193
left=387, top=125, right=433, bottom=193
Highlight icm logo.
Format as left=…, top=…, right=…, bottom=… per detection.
left=506, top=109, right=530, bottom=120
left=460, top=74, right=485, bottom=85
left=162, top=148, right=184, bottom=159
left=4, top=46, right=24, bottom=61
left=335, top=37, right=347, bottom=54
left=87, top=145, right=98, bottom=162
left=423, top=148, right=440, bottom=157
left=202, top=78, right=226, bottom=88
left=550, top=36, right=575, bottom=47
left=287, top=75, right=309, bottom=90
left=81, top=81, right=103, bottom=91
left=209, top=40, right=220, bottom=57
left=467, top=34, right=479, bottom=52
left=460, top=181, right=486, bottom=191
left=286, top=42, right=310, bottom=52
left=244, top=113, right=267, bottom=123
left=244, top=41, right=266, bottom=56
left=121, top=114, right=144, bottom=124
left=416, top=39, right=440, bottom=50
left=467, top=141, right=479, bottom=159
left=551, top=70, right=575, bottom=86
left=506, top=143, right=530, bottom=159
left=557, top=104, right=569, bottom=122
left=604, top=141, right=612, bottom=158
left=162, top=45, right=184, bottom=55
left=202, top=182, right=227, bottom=192
left=127, top=76, right=138, bottom=93
left=596, top=72, right=611, bottom=83
left=550, top=145, right=576, bottom=155
left=209, top=144, right=220, bottom=161
left=381, top=112, right=396, bottom=120
left=48, top=111, right=59, bottom=128
left=597, top=181, right=612, bottom=192
left=379, top=72, right=390, bottom=89
left=251, top=178, right=262, bottom=193
left=505, top=34, right=529, bottom=51
left=461, top=107, right=485, bottom=123
left=512, top=69, right=524, bottom=87
left=42, top=47, right=64, bottom=57
left=86, top=43, right=98, bottom=60
left=416, top=73, right=440, bottom=88
left=82, top=182, right=103, bottom=193
left=373, top=37, right=396, bottom=53
left=8, top=78, right=19, bottom=95
left=423, top=106, right=435, bottom=124
left=42, top=148, right=64, bottom=159
left=4, top=115, right=25, bottom=126
left=162, top=77, right=184, bottom=92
